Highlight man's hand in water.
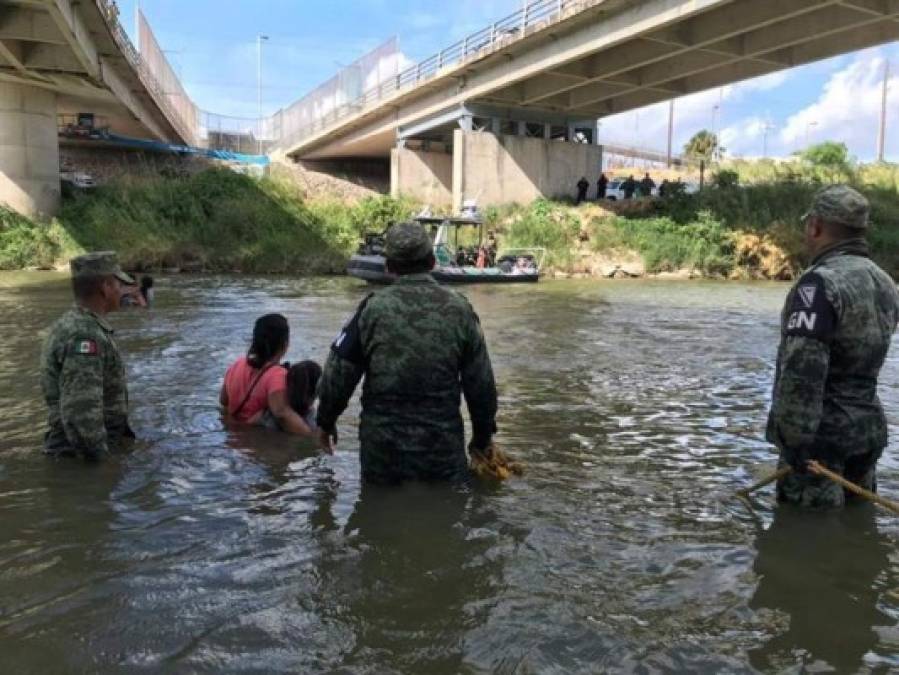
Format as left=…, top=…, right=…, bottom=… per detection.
left=318, top=429, right=337, bottom=454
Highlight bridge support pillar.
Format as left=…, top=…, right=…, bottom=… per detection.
left=452, top=129, right=603, bottom=211
left=0, top=82, right=60, bottom=219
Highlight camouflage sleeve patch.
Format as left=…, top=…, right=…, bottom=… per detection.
left=59, top=337, right=109, bottom=454
left=331, top=294, right=372, bottom=366
left=461, top=305, right=498, bottom=445
left=784, top=272, right=837, bottom=341
left=316, top=349, right=364, bottom=433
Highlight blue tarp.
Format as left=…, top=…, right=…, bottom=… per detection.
left=105, top=133, right=270, bottom=165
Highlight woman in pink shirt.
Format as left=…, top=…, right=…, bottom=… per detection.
left=220, top=313, right=313, bottom=436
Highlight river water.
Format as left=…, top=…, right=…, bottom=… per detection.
left=1, top=273, right=897, bottom=673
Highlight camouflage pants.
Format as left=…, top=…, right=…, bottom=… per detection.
left=358, top=415, right=469, bottom=484
left=776, top=449, right=880, bottom=509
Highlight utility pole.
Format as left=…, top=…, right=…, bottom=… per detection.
left=878, top=60, right=889, bottom=163
left=257, top=34, right=269, bottom=154
left=666, top=99, right=674, bottom=168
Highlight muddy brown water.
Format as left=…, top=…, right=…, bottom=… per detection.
left=0, top=272, right=897, bottom=673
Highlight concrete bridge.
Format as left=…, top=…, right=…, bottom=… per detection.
left=270, top=0, right=899, bottom=209
left=0, top=0, right=197, bottom=216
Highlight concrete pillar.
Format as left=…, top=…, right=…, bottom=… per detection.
left=0, top=82, right=59, bottom=218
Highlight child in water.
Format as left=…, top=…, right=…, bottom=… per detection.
left=284, top=360, right=321, bottom=430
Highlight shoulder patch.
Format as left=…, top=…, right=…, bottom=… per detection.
left=73, top=338, right=99, bottom=356
left=784, top=272, right=836, bottom=341
left=331, top=294, right=373, bottom=365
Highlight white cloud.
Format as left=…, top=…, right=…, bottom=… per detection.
left=779, top=49, right=894, bottom=159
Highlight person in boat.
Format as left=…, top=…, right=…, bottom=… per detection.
left=576, top=176, right=590, bottom=204
left=220, top=313, right=314, bottom=436
left=766, top=186, right=899, bottom=508
left=316, top=221, right=498, bottom=483
left=486, top=231, right=498, bottom=266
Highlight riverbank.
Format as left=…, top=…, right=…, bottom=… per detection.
left=2, top=166, right=898, bottom=279
left=0, top=168, right=413, bottom=274
left=484, top=170, right=899, bottom=280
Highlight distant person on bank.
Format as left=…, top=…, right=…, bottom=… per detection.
left=316, top=221, right=499, bottom=483
left=40, top=251, right=136, bottom=459
left=767, top=186, right=899, bottom=508
left=596, top=173, right=609, bottom=200
left=576, top=176, right=590, bottom=204
left=220, top=314, right=315, bottom=436
left=623, top=175, right=637, bottom=200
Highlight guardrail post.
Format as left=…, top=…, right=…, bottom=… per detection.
left=416, top=63, right=421, bottom=83
left=491, top=22, right=496, bottom=43
left=558, top=0, right=563, bottom=18
left=521, top=2, right=527, bottom=34
left=439, top=50, right=444, bottom=68
left=463, top=36, right=469, bottom=59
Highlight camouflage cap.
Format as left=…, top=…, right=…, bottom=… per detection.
left=384, top=221, right=433, bottom=261
left=70, top=251, right=135, bottom=284
left=805, top=185, right=869, bottom=230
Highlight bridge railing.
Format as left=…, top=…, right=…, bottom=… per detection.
left=273, top=0, right=603, bottom=152
left=93, top=1, right=201, bottom=147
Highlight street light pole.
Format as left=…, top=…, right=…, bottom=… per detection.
left=666, top=99, right=674, bottom=168
left=878, top=60, right=889, bottom=163
left=257, top=34, right=269, bottom=154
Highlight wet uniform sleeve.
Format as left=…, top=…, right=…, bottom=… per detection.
left=315, top=297, right=369, bottom=434
left=59, top=336, right=109, bottom=457
left=766, top=272, right=839, bottom=464
left=461, top=305, right=498, bottom=449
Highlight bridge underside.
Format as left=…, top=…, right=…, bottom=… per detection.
left=290, top=0, right=899, bottom=162
left=0, top=1, right=187, bottom=216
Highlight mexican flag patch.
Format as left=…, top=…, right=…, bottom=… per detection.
left=75, top=339, right=98, bottom=355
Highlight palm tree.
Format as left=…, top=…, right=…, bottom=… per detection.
left=684, top=130, right=719, bottom=162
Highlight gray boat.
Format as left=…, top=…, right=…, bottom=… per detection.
left=347, top=214, right=544, bottom=285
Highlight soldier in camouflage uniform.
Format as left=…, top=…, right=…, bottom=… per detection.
left=767, top=186, right=899, bottom=508
left=41, top=252, right=135, bottom=459
left=317, top=221, right=498, bottom=483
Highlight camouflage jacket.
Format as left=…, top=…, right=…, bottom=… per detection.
left=40, top=306, right=131, bottom=457
left=766, top=239, right=899, bottom=463
left=317, top=273, right=498, bottom=461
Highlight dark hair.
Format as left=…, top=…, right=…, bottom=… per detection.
left=386, top=252, right=436, bottom=276
left=141, top=275, right=154, bottom=290
left=820, top=219, right=863, bottom=241
left=72, top=275, right=108, bottom=300
left=285, top=360, right=321, bottom=416
left=247, top=313, right=289, bottom=368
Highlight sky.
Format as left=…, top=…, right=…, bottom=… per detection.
left=118, top=1, right=899, bottom=162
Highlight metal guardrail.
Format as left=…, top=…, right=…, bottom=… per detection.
left=272, top=0, right=603, bottom=152
left=87, top=0, right=601, bottom=154
left=93, top=0, right=200, bottom=147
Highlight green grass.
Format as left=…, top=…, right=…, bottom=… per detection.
left=3, top=162, right=898, bottom=279
left=0, top=168, right=420, bottom=274
left=0, top=206, right=82, bottom=270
